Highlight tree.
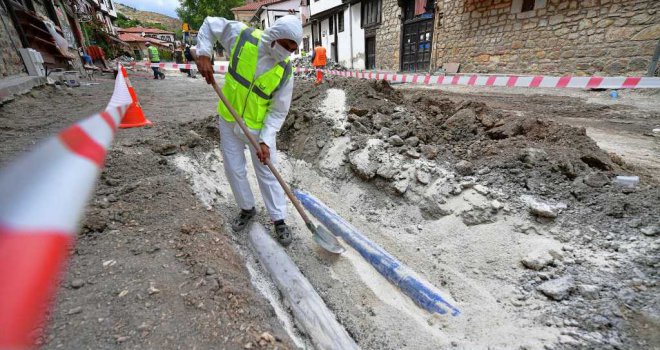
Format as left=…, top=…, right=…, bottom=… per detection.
left=176, top=0, right=245, bottom=30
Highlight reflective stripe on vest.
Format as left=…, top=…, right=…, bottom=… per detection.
left=148, top=46, right=160, bottom=62
left=218, top=27, right=292, bottom=130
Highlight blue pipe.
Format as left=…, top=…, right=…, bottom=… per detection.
left=294, top=190, right=460, bottom=316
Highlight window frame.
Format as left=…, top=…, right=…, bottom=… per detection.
left=361, top=0, right=381, bottom=28
left=521, top=0, right=535, bottom=12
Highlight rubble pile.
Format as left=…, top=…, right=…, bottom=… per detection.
left=279, top=78, right=659, bottom=349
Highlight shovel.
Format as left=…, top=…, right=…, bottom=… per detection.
left=211, top=82, right=345, bottom=254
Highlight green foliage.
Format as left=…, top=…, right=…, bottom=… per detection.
left=158, top=49, right=173, bottom=61
left=81, top=18, right=121, bottom=58
left=116, top=11, right=170, bottom=32
left=176, top=0, right=245, bottom=29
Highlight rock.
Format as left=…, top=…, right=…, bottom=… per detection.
left=186, top=130, right=203, bottom=148
left=405, top=136, right=420, bottom=147
left=455, top=160, right=474, bottom=175
left=521, top=249, right=554, bottom=270
left=460, top=207, right=495, bottom=226
left=529, top=201, right=563, bottom=219
left=420, top=145, right=439, bottom=160
left=537, top=276, right=574, bottom=301
left=473, top=184, right=490, bottom=195
left=631, top=24, right=660, bottom=41
left=259, top=332, right=275, bottom=344
left=416, top=169, right=431, bottom=185
left=577, top=284, right=600, bottom=299
left=640, top=225, right=658, bottom=237
left=388, top=135, right=404, bottom=146
left=67, top=307, right=83, bottom=315
left=152, top=143, right=178, bottom=156
left=348, top=149, right=377, bottom=180
left=420, top=197, right=453, bottom=219
left=520, top=148, right=547, bottom=164
left=490, top=200, right=503, bottom=211
left=392, top=178, right=409, bottom=195
left=348, top=106, right=369, bottom=117
left=70, top=279, right=85, bottom=289
left=316, top=139, right=326, bottom=148
left=205, top=267, right=216, bottom=275
left=376, top=164, right=399, bottom=180
left=584, top=172, right=609, bottom=188
left=148, top=284, right=161, bottom=295
left=445, top=108, right=477, bottom=130
left=405, top=149, right=420, bottom=159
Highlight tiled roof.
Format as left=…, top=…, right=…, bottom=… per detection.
left=118, top=33, right=171, bottom=47
left=117, top=27, right=174, bottom=34
left=231, top=0, right=286, bottom=12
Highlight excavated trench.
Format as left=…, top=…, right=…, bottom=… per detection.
left=170, top=79, right=658, bottom=350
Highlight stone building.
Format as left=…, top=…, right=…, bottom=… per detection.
left=0, top=0, right=121, bottom=79
left=373, top=0, right=660, bottom=75
left=0, top=2, right=25, bottom=77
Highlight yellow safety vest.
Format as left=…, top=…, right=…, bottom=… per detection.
left=218, top=27, right=292, bottom=130
left=148, top=46, right=160, bottom=62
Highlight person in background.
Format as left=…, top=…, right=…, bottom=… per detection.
left=195, top=15, right=302, bottom=246
left=310, top=41, right=326, bottom=85
left=146, top=42, right=165, bottom=79
left=184, top=44, right=197, bottom=78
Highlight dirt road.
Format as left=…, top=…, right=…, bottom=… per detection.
left=0, top=69, right=657, bottom=349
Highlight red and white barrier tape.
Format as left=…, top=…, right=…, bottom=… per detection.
left=294, top=67, right=660, bottom=89
left=0, top=64, right=133, bottom=349
left=128, top=61, right=228, bottom=73
left=125, top=62, right=659, bottom=89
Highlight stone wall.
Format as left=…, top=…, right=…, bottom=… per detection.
left=374, top=0, right=402, bottom=70
left=0, top=5, right=25, bottom=77
left=435, top=0, right=660, bottom=75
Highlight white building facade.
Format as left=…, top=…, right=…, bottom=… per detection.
left=255, top=0, right=301, bottom=29
left=308, top=0, right=365, bottom=70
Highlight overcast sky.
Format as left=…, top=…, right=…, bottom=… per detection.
left=116, top=0, right=179, bottom=19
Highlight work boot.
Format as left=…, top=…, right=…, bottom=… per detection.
left=231, top=207, right=256, bottom=232
left=274, top=220, right=292, bottom=247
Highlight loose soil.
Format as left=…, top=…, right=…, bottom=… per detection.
left=0, top=70, right=658, bottom=350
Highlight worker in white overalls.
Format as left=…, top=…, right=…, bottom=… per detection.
left=196, top=16, right=302, bottom=246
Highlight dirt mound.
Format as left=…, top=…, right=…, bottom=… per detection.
left=277, top=79, right=659, bottom=349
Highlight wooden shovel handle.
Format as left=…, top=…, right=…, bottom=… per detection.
left=211, top=82, right=312, bottom=225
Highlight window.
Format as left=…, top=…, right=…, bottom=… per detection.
left=329, top=15, right=333, bottom=34
left=361, top=0, right=381, bottom=28
left=521, top=0, right=535, bottom=12
left=338, top=10, right=344, bottom=32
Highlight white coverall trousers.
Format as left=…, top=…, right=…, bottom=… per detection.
left=218, top=118, right=287, bottom=221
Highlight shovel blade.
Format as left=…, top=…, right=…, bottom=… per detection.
left=311, top=225, right=345, bottom=254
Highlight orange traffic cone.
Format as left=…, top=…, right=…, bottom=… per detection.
left=119, top=65, right=153, bottom=128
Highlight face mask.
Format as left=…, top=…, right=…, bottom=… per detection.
left=270, top=42, right=292, bottom=61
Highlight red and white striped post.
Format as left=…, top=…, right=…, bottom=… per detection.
left=0, top=65, right=133, bottom=349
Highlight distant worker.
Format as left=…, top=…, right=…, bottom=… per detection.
left=146, top=42, right=165, bottom=80
left=311, top=41, right=326, bottom=85
left=184, top=44, right=197, bottom=78
left=196, top=15, right=302, bottom=246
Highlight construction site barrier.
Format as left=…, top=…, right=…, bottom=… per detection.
left=127, top=61, right=660, bottom=89
left=296, top=67, right=660, bottom=90
left=294, top=190, right=461, bottom=317
left=0, top=65, right=133, bottom=349
left=128, top=61, right=228, bottom=73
